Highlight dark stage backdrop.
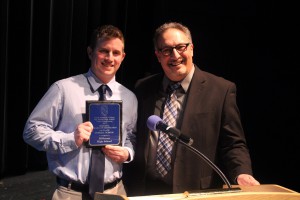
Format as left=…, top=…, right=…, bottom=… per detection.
left=1, top=0, right=299, bottom=192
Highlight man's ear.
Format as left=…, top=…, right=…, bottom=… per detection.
left=154, top=50, right=161, bottom=63
left=87, top=46, right=93, bottom=59
left=121, top=52, right=126, bottom=61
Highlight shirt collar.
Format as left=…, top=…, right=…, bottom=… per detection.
left=163, top=65, right=195, bottom=93
left=85, top=68, right=115, bottom=97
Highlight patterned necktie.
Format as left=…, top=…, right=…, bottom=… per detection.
left=156, top=82, right=181, bottom=177
left=89, top=84, right=108, bottom=198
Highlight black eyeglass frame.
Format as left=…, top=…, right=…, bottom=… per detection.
left=158, top=43, right=190, bottom=56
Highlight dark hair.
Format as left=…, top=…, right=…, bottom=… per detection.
left=89, top=25, right=125, bottom=50
left=153, top=22, right=192, bottom=50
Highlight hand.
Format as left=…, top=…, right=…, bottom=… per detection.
left=102, top=145, right=129, bottom=163
left=74, top=121, right=93, bottom=147
left=237, top=174, right=260, bottom=186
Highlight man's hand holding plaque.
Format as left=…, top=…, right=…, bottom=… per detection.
left=102, top=145, right=130, bottom=163
left=75, top=121, right=94, bottom=147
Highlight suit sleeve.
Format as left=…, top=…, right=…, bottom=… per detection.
left=218, top=82, right=253, bottom=183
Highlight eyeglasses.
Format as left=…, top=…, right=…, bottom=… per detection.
left=158, top=43, right=190, bottom=56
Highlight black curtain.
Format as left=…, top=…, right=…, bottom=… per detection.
left=1, top=0, right=299, bottom=192
left=0, top=0, right=133, bottom=175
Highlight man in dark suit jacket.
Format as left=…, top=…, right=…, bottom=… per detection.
left=123, top=22, right=260, bottom=196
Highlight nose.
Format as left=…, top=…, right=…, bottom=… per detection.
left=170, top=48, right=181, bottom=57
left=105, top=52, right=114, bottom=61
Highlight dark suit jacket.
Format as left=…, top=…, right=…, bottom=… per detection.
left=123, top=66, right=253, bottom=195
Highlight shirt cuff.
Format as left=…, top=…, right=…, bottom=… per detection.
left=123, top=147, right=133, bottom=163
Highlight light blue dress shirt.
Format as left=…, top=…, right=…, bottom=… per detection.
left=23, top=68, right=137, bottom=184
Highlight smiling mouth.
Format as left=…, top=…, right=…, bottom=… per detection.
left=169, top=60, right=183, bottom=67
left=102, top=62, right=114, bottom=67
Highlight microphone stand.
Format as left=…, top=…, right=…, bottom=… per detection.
left=169, top=134, right=241, bottom=192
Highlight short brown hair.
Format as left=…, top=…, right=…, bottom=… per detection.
left=89, top=25, right=125, bottom=50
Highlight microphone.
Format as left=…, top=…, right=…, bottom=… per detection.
left=147, top=115, right=193, bottom=145
left=147, top=115, right=236, bottom=190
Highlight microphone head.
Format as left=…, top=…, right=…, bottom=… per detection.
left=147, top=115, right=163, bottom=131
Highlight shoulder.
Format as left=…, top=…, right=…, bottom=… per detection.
left=136, top=73, right=163, bottom=85
left=194, top=67, right=236, bottom=89
left=56, top=73, right=86, bottom=84
left=52, top=74, right=87, bottom=88
left=135, top=73, right=163, bottom=92
left=115, top=82, right=137, bottom=101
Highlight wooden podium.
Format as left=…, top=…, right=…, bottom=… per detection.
left=125, top=184, right=300, bottom=200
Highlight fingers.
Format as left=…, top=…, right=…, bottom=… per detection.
left=237, top=174, right=260, bottom=186
left=102, top=145, right=129, bottom=163
left=74, top=121, right=93, bottom=147
left=249, top=177, right=260, bottom=185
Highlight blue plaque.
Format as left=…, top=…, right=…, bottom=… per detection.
left=86, top=100, right=122, bottom=147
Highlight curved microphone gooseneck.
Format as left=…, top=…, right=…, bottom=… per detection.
left=176, top=139, right=232, bottom=189
left=147, top=115, right=233, bottom=190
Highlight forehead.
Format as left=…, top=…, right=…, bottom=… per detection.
left=95, top=38, right=124, bottom=49
left=159, top=28, right=189, bottom=45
